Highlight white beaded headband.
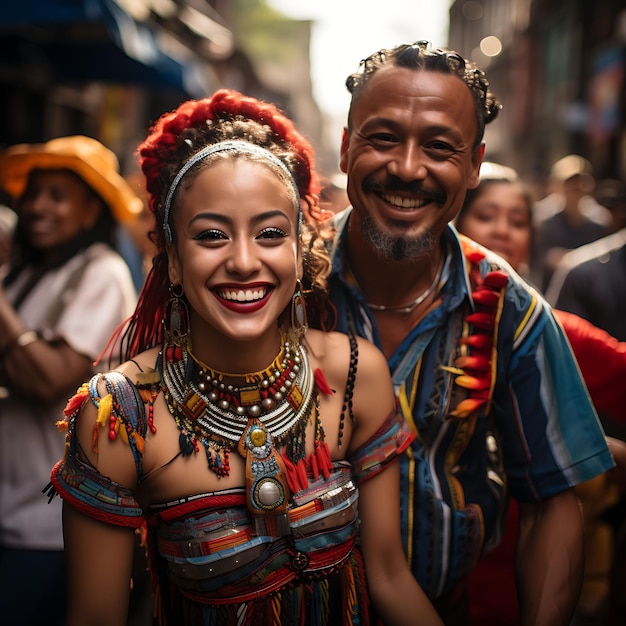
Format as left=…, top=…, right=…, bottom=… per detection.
left=163, top=140, right=302, bottom=243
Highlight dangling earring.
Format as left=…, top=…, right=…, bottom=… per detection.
left=163, top=282, right=189, bottom=349
left=288, top=279, right=308, bottom=344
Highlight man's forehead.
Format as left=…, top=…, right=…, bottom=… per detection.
left=352, top=67, right=475, bottom=126
left=355, top=66, right=470, bottom=105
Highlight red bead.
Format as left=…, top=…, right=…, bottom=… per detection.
left=460, top=334, right=492, bottom=349
left=465, top=249, right=486, bottom=264
left=472, top=289, right=500, bottom=306
left=466, top=312, right=496, bottom=330
left=483, top=270, right=509, bottom=290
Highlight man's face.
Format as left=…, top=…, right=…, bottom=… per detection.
left=340, top=65, right=484, bottom=262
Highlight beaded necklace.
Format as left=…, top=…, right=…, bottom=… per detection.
left=162, top=336, right=314, bottom=462
left=162, top=339, right=320, bottom=536
left=161, top=336, right=319, bottom=536
left=163, top=338, right=314, bottom=443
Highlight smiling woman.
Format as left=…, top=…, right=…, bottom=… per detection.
left=166, top=158, right=301, bottom=349
left=47, top=89, right=444, bottom=626
left=0, top=136, right=139, bottom=625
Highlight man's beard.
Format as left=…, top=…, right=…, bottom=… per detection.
left=360, top=214, right=435, bottom=263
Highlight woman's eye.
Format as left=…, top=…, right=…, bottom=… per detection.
left=257, top=227, right=288, bottom=240
left=195, top=229, right=227, bottom=242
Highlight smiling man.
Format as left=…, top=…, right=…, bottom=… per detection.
left=326, top=41, right=614, bottom=625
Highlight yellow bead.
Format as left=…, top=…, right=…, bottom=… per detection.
left=250, top=428, right=267, bottom=447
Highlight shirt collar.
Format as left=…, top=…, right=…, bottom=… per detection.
left=330, top=209, right=473, bottom=313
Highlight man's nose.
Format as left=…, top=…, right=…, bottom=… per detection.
left=386, top=144, right=427, bottom=182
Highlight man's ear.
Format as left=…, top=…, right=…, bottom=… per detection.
left=339, top=128, right=349, bottom=174
left=468, top=143, right=486, bottom=190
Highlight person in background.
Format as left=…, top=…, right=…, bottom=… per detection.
left=0, top=203, right=17, bottom=275
left=454, top=164, right=626, bottom=625
left=545, top=179, right=626, bottom=345
left=531, top=154, right=610, bottom=291
left=326, top=40, right=614, bottom=625
left=595, top=178, right=626, bottom=234
left=544, top=177, right=626, bottom=626
left=48, top=90, right=442, bottom=626
left=0, top=135, right=139, bottom=625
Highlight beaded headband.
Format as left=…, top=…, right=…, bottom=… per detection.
left=163, top=140, right=302, bottom=243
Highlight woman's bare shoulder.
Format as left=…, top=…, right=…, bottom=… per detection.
left=304, top=328, right=345, bottom=355
left=116, top=346, right=161, bottom=379
left=304, top=329, right=388, bottom=379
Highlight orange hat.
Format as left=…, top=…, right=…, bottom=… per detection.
left=0, top=135, right=143, bottom=223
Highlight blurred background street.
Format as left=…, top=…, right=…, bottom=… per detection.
left=1, top=0, right=624, bottom=190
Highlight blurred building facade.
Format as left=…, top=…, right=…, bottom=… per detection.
left=448, top=0, right=626, bottom=186
left=0, top=0, right=322, bottom=175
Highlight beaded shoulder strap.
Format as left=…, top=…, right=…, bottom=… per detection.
left=337, top=330, right=358, bottom=447
left=88, top=371, right=149, bottom=479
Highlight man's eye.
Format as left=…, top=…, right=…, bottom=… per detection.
left=369, top=133, right=398, bottom=144
left=426, top=141, right=457, bottom=154
left=431, top=141, right=451, bottom=150
left=257, top=227, right=288, bottom=240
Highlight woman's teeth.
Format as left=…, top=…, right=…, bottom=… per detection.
left=219, top=288, right=267, bottom=302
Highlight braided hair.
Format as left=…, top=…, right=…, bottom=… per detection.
left=121, top=89, right=331, bottom=359
left=345, top=41, right=501, bottom=147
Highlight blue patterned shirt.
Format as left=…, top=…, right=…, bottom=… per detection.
left=327, top=210, right=614, bottom=599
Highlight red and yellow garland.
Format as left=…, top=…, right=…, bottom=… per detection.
left=446, top=239, right=509, bottom=418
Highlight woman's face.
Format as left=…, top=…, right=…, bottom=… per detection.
left=167, top=158, right=301, bottom=351
left=458, top=181, right=532, bottom=272
left=18, top=169, right=102, bottom=254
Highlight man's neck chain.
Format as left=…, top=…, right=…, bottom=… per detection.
left=367, top=261, right=443, bottom=315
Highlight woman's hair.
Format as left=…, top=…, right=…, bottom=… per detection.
left=121, top=89, right=332, bottom=359
left=345, top=41, right=501, bottom=147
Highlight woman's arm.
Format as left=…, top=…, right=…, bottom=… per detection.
left=59, top=374, right=144, bottom=625
left=0, top=286, right=92, bottom=400
left=0, top=251, right=135, bottom=402
left=358, top=462, right=443, bottom=625
left=63, top=504, right=136, bottom=626
left=0, top=337, right=93, bottom=402
left=349, top=338, right=443, bottom=625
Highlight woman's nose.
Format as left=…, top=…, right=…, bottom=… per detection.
left=224, top=239, right=262, bottom=276
left=493, top=216, right=511, bottom=237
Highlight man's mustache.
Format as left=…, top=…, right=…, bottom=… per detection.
left=364, top=176, right=446, bottom=205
